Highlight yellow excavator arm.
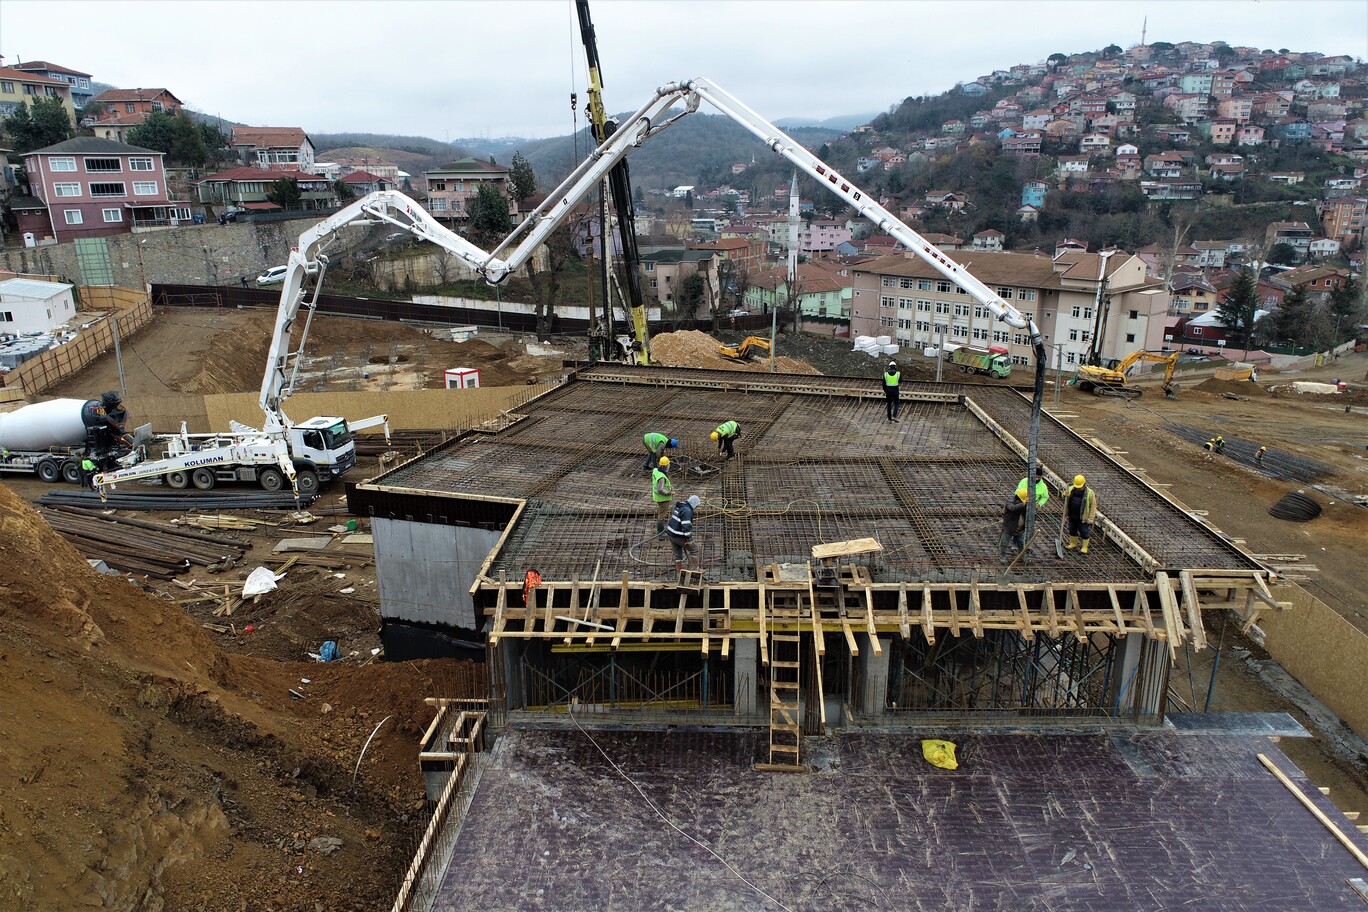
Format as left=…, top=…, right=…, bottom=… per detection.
left=1074, top=350, right=1180, bottom=399
left=719, top=335, right=772, bottom=361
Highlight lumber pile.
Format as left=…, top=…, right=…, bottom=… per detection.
left=40, top=506, right=249, bottom=579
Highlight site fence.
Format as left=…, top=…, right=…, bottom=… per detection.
left=3, top=289, right=152, bottom=395
left=151, top=283, right=773, bottom=336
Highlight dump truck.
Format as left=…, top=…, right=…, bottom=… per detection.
left=949, top=345, right=1012, bottom=378
left=0, top=392, right=148, bottom=483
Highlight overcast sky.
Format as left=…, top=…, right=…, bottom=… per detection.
left=3, top=0, right=1365, bottom=141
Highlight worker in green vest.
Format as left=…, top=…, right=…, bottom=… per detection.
left=1015, top=473, right=1049, bottom=507
left=651, top=457, right=674, bottom=534
left=80, top=453, right=97, bottom=490
left=710, top=420, right=740, bottom=460
left=642, top=432, right=678, bottom=472
left=883, top=360, right=901, bottom=422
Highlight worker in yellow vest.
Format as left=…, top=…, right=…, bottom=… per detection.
left=651, top=457, right=674, bottom=534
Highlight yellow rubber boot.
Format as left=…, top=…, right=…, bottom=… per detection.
left=1065, top=536, right=1079, bottom=551
left=1080, top=538, right=1090, bottom=555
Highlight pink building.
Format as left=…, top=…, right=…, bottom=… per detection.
left=18, top=136, right=183, bottom=243
left=798, top=219, right=853, bottom=256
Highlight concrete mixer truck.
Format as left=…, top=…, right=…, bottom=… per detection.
left=0, top=392, right=149, bottom=483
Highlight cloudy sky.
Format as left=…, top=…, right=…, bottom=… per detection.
left=3, top=0, right=1365, bottom=140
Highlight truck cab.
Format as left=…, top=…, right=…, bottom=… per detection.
left=287, top=416, right=357, bottom=478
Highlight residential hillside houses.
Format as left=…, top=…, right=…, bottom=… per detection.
left=85, top=88, right=185, bottom=143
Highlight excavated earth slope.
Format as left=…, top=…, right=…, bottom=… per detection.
left=0, top=484, right=470, bottom=912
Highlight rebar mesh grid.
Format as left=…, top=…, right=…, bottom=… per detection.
left=369, top=369, right=1257, bottom=584
left=1165, top=422, right=1334, bottom=483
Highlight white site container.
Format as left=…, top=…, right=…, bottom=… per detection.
left=882, top=344, right=900, bottom=355
left=443, top=367, right=481, bottom=389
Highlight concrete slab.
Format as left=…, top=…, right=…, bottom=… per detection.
left=432, top=727, right=1368, bottom=911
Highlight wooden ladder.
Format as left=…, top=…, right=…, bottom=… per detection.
left=763, top=593, right=804, bottom=771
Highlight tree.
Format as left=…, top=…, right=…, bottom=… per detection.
left=170, top=111, right=208, bottom=167
left=1047, top=53, right=1068, bottom=70
left=525, top=224, right=577, bottom=339
left=1101, top=44, right=1123, bottom=59
left=267, top=176, right=302, bottom=210
left=468, top=182, right=513, bottom=245
left=126, top=111, right=179, bottom=155
left=334, top=179, right=356, bottom=202
left=199, top=121, right=230, bottom=164
left=1266, top=242, right=1298, bottom=265
left=684, top=189, right=693, bottom=209
left=677, top=273, right=706, bottom=326
left=1328, top=277, right=1362, bottom=343
left=509, top=151, right=537, bottom=203
left=1216, top=267, right=1260, bottom=347
left=1270, top=284, right=1311, bottom=346
left=1, top=96, right=74, bottom=153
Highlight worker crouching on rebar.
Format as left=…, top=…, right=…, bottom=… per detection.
left=666, top=495, right=702, bottom=572
left=999, top=487, right=1028, bottom=564
left=1064, top=474, right=1098, bottom=555
left=652, top=457, right=674, bottom=534
left=883, top=360, right=901, bottom=422
left=642, top=432, right=678, bottom=472
left=711, top=421, right=740, bottom=460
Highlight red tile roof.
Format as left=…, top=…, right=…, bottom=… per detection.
left=231, top=126, right=310, bottom=148
left=0, top=66, right=66, bottom=87
left=340, top=170, right=386, bottom=183
left=91, top=87, right=182, bottom=105
left=197, top=166, right=325, bottom=183
left=13, top=61, right=91, bottom=78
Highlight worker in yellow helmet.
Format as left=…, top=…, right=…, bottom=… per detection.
left=999, top=486, right=1029, bottom=564
left=651, top=456, right=674, bottom=534
left=1064, top=474, right=1098, bottom=555
left=710, top=420, right=740, bottom=460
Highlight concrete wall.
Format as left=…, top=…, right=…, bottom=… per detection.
left=1259, top=584, right=1368, bottom=741
left=0, top=220, right=300, bottom=289
left=373, top=517, right=502, bottom=630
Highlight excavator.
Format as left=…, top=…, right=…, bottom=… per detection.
left=719, top=336, right=772, bottom=362
left=1074, top=350, right=1181, bottom=399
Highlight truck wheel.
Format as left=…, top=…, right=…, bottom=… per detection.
left=294, top=470, right=320, bottom=497
left=166, top=471, right=190, bottom=489
left=258, top=467, right=285, bottom=492
left=61, top=459, right=82, bottom=485
left=191, top=468, right=217, bottom=490
left=36, top=459, right=61, bottom=483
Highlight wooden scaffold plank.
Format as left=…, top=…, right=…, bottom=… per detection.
left=922, top=586, right=936, bottom=645
left=1179, top=570, right=1207, bottom=651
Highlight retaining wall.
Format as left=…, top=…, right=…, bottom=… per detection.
left=1259, top=584, right=1368, bottom=741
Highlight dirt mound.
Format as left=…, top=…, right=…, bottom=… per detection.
left=0, top=483, right=478, bottom=911
left=650, top=330, right=820, bottom=374
left=1193, top=377, right=1271, bottom=397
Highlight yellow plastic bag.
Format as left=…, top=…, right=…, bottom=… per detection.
left=921, top=739, right=958, bottom=770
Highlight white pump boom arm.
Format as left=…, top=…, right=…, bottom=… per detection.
left=264, top=76, right=1043, bottom=437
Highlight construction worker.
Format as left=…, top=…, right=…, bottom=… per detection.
left=651, top=456, right=674, bottom=534
left=1016, top=471, right=1049, bottom=507
left=666, top=494, right=702, bottom=572
left=80, top=452, right=97, bottom=490
left=1064, top=475, right=1098, bottom=555
left=1204, top=437, right=1217, bottom=453
left=1214, top=435, right=1225, bottom=455
left=642, top=432, right=678, bottom=471
left=1255, top=445, right=1267, bottom=467
left=883, top=360, right=901, bottom=422
left=711, top=420, right=740, bottom=460
left=999, top=487, right=1029, bottom=564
